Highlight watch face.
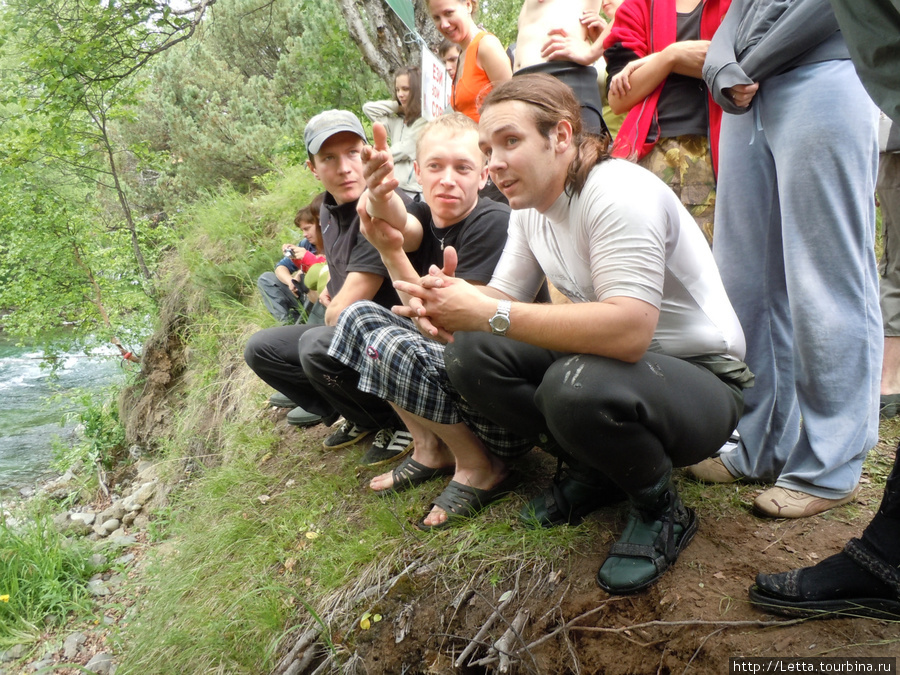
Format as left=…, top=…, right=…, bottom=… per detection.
left=490, top=315, right=510, bottom=333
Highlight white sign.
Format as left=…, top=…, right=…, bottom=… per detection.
left=421, top=46, right=450, bottom=120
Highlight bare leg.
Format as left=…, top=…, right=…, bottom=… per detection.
left=881, top=336, right=900, bottom=394
left=369, top=404, right=455, bottom=492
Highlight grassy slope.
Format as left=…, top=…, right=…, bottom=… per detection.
left=109, top=166, right=898, bottom=673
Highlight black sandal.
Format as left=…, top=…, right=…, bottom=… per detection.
left=373, top=456, right=453, bottom=496
left=418, top=479, right=510, bottom=531
left=521, top=460, right=626, bottom=527
left=596, top=487, right=698, bottom=595
left=749, top=538, right=900, bottom=620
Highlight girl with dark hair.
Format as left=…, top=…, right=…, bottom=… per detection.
left=363, top=68, right=427, bottom=198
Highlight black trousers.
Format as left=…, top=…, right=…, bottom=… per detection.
left=445, top=332, right=742, bottom=497
left=862, top=446, right=900, bottom=564
left=243, top=324, right=398, bottom=429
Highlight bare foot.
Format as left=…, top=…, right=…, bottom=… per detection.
left=369, top=445, right=454, bottom=493
left=420, top=465, right=510, bottom=528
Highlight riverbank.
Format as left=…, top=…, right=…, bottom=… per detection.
left=3, top=167, right=897, bottom=674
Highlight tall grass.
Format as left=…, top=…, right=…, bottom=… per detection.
left=0, top=505, right=99, bottom=645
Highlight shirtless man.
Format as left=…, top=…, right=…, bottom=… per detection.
left=514, top=0, right=609, bottom=137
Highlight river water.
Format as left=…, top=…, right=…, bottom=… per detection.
left=0, top=337, right=124, bottom=495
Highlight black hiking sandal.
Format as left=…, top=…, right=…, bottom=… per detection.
left=596, top=480, right=698, bottom=595
left=521, top=459, right=627, bottom=527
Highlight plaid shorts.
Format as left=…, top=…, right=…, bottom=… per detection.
left=328, top=301, right=532, bottom=457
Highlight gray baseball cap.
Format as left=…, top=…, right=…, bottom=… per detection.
left=304, top=110, right=367, bottom=156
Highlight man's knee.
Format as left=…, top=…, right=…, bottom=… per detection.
left=244, top=328, right=271, bottom=371
left=444, top=332, right=495, bottom=393
left=536, top=356, right=633, bottom=421
left=298, top=326, right=338, bottom=376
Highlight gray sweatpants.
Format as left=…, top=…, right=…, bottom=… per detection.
left=714, top=59, right=881, bottom=498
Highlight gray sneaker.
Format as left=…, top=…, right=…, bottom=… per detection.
left=359, top=428, right=414, bottom=467
left=269, top=392, right=295, bottom=408
left=287, top=406, right=322, bottom=427
left=323, top=421, right=374, bottom=450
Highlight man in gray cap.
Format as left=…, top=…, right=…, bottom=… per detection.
left=244, top=110, right=415, bottom=467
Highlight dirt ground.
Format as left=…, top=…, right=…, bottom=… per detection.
left=278, top=420, right=900, bottom=675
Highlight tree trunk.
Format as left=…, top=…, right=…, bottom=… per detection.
left=337, top=0, right=442, bottom=84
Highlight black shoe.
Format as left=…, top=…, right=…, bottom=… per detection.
left=286, top=406, right=322, bottom=427
left=521, top=472, right=626, bottom=527
left=359, top=428, right=414, bottom=467
left=268, top=392, right=295, bottom=408
left=323, top=421, right=374, bottom=450
left=750, top=540, right=900, bottom=620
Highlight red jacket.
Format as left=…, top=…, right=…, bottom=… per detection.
left=603, top=0, right=729, bottom=172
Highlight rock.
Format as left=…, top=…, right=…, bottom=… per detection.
left=29, top=659, right=54, bottom=672
left=18, top=486, right=35, bottom=498
left=0, top=644, right=27, bottom=662
left=71, top=512, right=96, bottom=526
left=114, top=553, right=135, bottom=566
left=122, top=512, right=136, bottom=526
left=106, top=573, right=127, bottom=589
left=132, top=514, right=150, bottom=530
left=103, top=534, right=137, bottom=549
left=89, top=553, right=107, bottom=568
left=84, top=652, right=114, bottom=675
left=109, top=528, right=126, bottom=539
left=54, top=513, right=92, bottom=537
left=98, top=503, right=126, bottom=523
left=120, top=496, right=141, bottom=513
left=63, top=632, right=86, bottom=659
left=87, top=579, right=110, bottom=596
left=93, top=518, right=120, bottom=536
left=134, top=459, right=154, bottom=477
left=132, top=482, right=156, bottom=506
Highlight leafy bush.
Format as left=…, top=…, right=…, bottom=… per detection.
left=54, top=389, right=127, bottom=473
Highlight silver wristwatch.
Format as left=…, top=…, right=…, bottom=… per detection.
left=488, top=300, right=511, bottom=336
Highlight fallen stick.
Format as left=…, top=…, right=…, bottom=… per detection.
left=454, top=589, right=516, bottom=668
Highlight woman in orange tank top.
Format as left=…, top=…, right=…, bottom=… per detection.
left=427, top=0, right=511, bottom=122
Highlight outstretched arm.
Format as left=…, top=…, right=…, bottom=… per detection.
left=359, top=123, right=424, bottom=252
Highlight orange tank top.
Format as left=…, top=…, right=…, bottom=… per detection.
left=451, top=31, right=495, bottom=123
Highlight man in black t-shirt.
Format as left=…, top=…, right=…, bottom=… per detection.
left=244, top=110, right=414, bottom=466
left=326, top=113, right=532, bottom=527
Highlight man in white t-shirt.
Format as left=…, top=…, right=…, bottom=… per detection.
left=397, top=73, right=752, bottom=595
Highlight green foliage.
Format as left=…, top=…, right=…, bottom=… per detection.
left=175, top=165, right=322, bottom=303
left=479, top=0, right=523, bottom=46
left=121, top=0, right=388, bottom=200
left=0, top=163, right=160, bottom=345
left=54, top=388, right=127, bottom=473
left=0, top=507, right=99, bottom=645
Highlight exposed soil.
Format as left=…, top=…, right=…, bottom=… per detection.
left=273, top=416, right=900, bottom=675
